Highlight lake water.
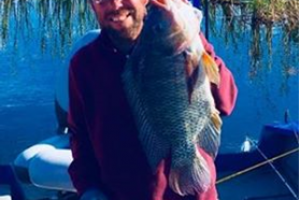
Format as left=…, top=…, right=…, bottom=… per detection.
left=0, top=1, right=298, bottom=166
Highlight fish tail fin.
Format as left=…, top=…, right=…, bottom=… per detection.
left=169, top=150, right=211, bottom=196
left=201, top=52, right=220, bottom=86
left=197, top=112, right=222, bottom=158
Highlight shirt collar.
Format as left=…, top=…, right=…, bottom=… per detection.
left=97, top=30, right=135, bottom=57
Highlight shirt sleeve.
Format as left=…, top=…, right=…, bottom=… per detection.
left=67, top=54, right=104, bottom=196
left=200, top=33, right=238, bottom=116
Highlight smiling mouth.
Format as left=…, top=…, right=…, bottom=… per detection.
left=109, top=12, right=131, bottom=22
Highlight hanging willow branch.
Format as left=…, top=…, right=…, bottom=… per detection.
left=0, top=0, right=97, bottom=57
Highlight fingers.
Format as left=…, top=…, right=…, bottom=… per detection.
left=182, top=0, right=190, bottom=4
left=149, top=0, right=171, bottom=10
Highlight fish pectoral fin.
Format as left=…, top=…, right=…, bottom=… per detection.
left=169, top=149, right=211, bottom=196
left=210, top=110, right=222, bottom=132
left=201, top=52, right=220, bottom=86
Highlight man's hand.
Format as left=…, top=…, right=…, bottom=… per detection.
left=80, top=188, right=109, bottom=200
left=149, top=0, right=202, bottom=34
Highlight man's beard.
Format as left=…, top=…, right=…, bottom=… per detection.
left=105, top=19, right=143, bottom=40
left=102, top=8, right=145, bottom=40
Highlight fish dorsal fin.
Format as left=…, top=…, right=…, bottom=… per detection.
left=201, top=52, right=220, bottom=86
left=210, top=109, right=222, bottom=132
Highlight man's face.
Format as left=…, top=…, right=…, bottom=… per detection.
left=90, top=0, right=148, bottom=40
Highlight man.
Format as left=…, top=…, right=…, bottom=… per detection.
left=68, top=0, right=238, bottom=199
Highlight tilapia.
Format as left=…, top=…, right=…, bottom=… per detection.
left=122, top=0, right=222, bottom=196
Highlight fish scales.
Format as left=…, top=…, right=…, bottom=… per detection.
left=122, top=0, right=222, bottom=196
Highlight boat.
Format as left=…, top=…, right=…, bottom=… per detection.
left=1, top=30, right=298, bottom=200
left=216, top=121, right=299, bottom=200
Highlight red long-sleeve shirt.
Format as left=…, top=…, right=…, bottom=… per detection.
left=68, top=31, right=237, bottom=200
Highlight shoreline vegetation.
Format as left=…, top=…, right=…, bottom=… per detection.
left=207, top=0, right=298, bottom=77
left=0, top=0, right=298, bottom=75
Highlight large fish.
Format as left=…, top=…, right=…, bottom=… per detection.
left=122, top=0, right=222, bottom=196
